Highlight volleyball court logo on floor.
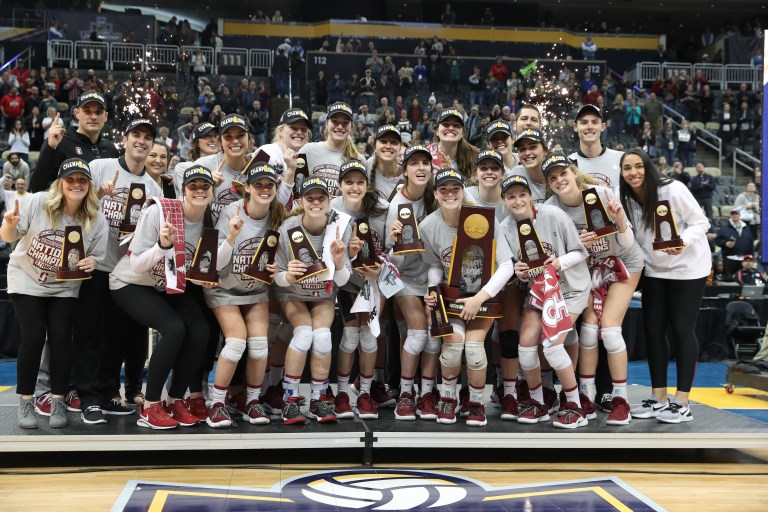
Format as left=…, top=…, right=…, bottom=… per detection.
left=114, top=469, right=665, bottom=511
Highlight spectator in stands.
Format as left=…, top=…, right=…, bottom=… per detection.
left=583, top=84, right=603, bottom=106
left=155, top=126, right=175, bottom=155
left=711, top=259, right=737, bottom=285
left=208, top=104, right=225, bottom=126
left=396, top=110, right=412, bottom=138
left=327, top=72, right=345, bottom=105
left=656, top=155, right=671, bottom=174
left=480, top=8, right=495, bottom=25
left=355, top=104, right=375, bottom=130
left=197, top=84, right=215, bottom=117
left=41, top=105, right=62, bottom=140
left=366, top=50, right=384, bottom=78
left=190, top=48, right=207, bottom=85
left=11, top=60, right=30, bottom=86
left=665, top=159, right=691, bottom=186
left=358, top=69, right=377, bottom=109
left=273, top=48, right=290, bottom=99
left=737, top=254, right=764, bottom=285
left=676, top=120, right=697, bottom=167
left=39, top=86, right=57, bottom=114
left=581, top=36, right=597, bottom=59
left=663, top=75, right=680, bottom=107
left=290, top=50, right=305, bottom=98
left=48, top=20, right=64, bottom=40
left=643, top=92, right=664, bottom=136
left=734, top=182, right=761, bottom=240
left=256, top=80, right=270, bottom=110
left=441, top=3, right=456, bottom=25
left=26, top=106, right=44, bottom=152
left=700, top=84, right=715, bottom=124
left=736, top=83, right=754, bottom=107
left=469, top=66, right=486, bottom=108
left=580, top=70, right=597, bottom=94
left=314, top=70, right=328, bottom=107
left=637, top=121, right=657, bottom=158
left=414, top=40, right=427, bottom=56
left=736, top=100, right=754, bottom=148
left=449, top=59, right=462, bottom=94
left=625, top=97, right=641, bottom=138
left=248, top=101, right=268, bottom=147
left=413, top=58, right=427, bottom=96
left=416, top=112, right=434, bottom=141
left=700, top=28, right=715, bottom=47
left=8, top=119, right=30, bottom=163
left=216, top=86, right=239, bottom=115
left=751, top=48, right=763, bottom=68
left=63, top=69, right=85, bottom=106
left=680, top=84, right=702, bottom=122
left=690, top=162, right=716, bottom=221
left=2, top=153, right=30, bottom=183
left=427, top=53, right=442, bottom=92
left=1, top=86, right=24, bottom=132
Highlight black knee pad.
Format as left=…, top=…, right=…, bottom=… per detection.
left=499, top=330, right=520, bottom=359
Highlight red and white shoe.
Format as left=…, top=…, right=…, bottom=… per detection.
left=553, top=402, right=588, bottom=429
left=394, top=392, right=416, bottom=421
left=183, top=396, right=209, bottom=421
left=65, top=389, right=81, bottom=412
left=167, top=400, right=200, bottom=427
left=34, top=392, right=52, bottom=416
left=243, top=399, right=270, bottom=425
left=206, top=402, right=234, bottom=428
left=137, top=402, right=179, bottom=430
left=500, top=394, right=519, bottom=421
left=356, top=392, right=379, bottom=420
left=417, top=390, right=439, bottom=421
left=516, top=399, right=550, bottom=424
left=606, top=396, right=632, bottom=426
left=334, top=391, right=355, bottom=419
left=436, top=397, right=458, bottom=425
left=466, top=402, right=487, bottom=427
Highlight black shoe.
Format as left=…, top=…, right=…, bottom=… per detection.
left=597, top=393, right=613, bottom=413
left=103, top=397, right=136, bottom=416
left=81, top=405, right=107, bottom=424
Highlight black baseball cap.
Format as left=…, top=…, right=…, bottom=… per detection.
left=513, top=128, right=545, bottom=148
left=327, top=101, right=354, bottom=119
left=299, top=176, right=329, bottom=196
left=279, top=108, right=312, bottom=129
left=125, top=118, right=157, bottom=138
left=245, top=163, right=278, bottom=184
left=476, top=149, right=503, bottom=167
left=375, top=124, right=401, bottom=141
left=219, top=114, right=249, bottom=134
left=434, top=168, right=465, bottom=188
left=191, top=122, right=216, bottom=143
left=182, top=164, right=215, bottom=186
left=542, top=152, right=573, bottom=177
left=77, top=91, right=106, bottom=109
left=339, top=159, right=369, bottom=181
left=486, top=120, right=512, bottom=139
left=501, top=174, right=532, bottom=195
left=437, top=108, right=464, bottom=126
left=58, top=158, right=92, bottom=181
left=575, top=104, right=603, bottom=120
left=402, top=144, right=432, bottom=164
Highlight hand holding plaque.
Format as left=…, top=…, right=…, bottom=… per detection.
left=57, top=226, right=91, bottom=281
left=287, top=225, right=327, bottom=281
left=428, top=285, right=454, bottom=337
left=119, top=183, right=146, bottom=234
left=582, top=187, right=617, bottom=238
left=392, top=203, right=425, bottom=254
left=187, top=227, right=220, bottom=284
left=234, top=150, right=271, bottom=196
left=652, top=200, right=685, bottom=251
left=243, top=230, right=280, bottom=283
left=352, top=218, right=378, bottom=269
left=517, top=217, right=548, bottom=271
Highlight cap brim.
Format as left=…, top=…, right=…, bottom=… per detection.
left=301, top=184, right=329, bottom=196
left=59, top=168, right=92, bottom=180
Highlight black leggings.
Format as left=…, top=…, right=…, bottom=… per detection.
left=11, top=294, right=77, bottom=396
left=641, top=275, right=707, bottom=393
left=111, top=285, right=209, bottom=402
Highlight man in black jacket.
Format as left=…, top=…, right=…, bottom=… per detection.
left=30, top=91, right=118, bottom=192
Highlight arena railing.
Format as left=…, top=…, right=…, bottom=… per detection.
left=627, top=62, right=661, bottom=88
left=47, top=40, right=73, bottom=69
left=217, top=47, right=249, bottom=76
left=733, top=148, right=760, bottom=180
left=248, top=49, right=273, bottom=77
left=145, top=44, right=179, bottom=72
left=725, top=64, right=759, bottom=89
left=663, top=103, right=723, bottom=169
left=111, top=43, right=146, bottom=72
left=181, top=46, right=216, bottom=76
left=74, top=41, right=110, bottom=70
left=630, top=61, right=761, bottom=90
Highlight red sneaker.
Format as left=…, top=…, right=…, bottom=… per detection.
left=334, top=391, right=355, bottom=419
left=606, top=396, right=632, bottom=426
left=243, top=399, right=270, bottom=425
left=500, top=394, right=519, bottom=421
left=356, top=392, right=379, bottom=420
left=394, top=392, right=416, bottom=421
left=261, top=385, right=283, bottom=414
left=309, top=394, right=337, bottom=423
left=436, top=397, right=458, bottom=425
left=34, top=392, right=52, bottom=416
left=553, top=402, right=588, bottom=429
left=168, top=400, right=200, bottom=426
left=417, top=390, right=439, bottom=421
left=65, top=389, right=81, bottom=412
left=206, top=402, right=233, bottom=428
left=466, top=402, right=487, bottom=427
left=137, top=402, right=179, bottom=430
left=183, top=396, right=209, bottom=421
left=458, top=387, right=470, bottom=417
left=225, top=390, right=247, bottom=415
left=281, top=397, right=306, bottom=425
left=580, top=392, right=597, bottom=420
left=516, top=380, right=531, bottom=401
left=543, top=387, right=559, bottom=415
left=516, top=399, right=550, bottom=424
left=371, top=380, right=396, bottom=407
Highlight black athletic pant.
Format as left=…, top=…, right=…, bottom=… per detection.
left=641, top=275, right=707, bottom=393
left=12, top=294, right=76, bottom=396
left=72, top=270, right=110, bottom=409
left=111, top=284, right=209, bottom=403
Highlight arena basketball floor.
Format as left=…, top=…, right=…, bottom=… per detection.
left=0, top=360, right=766, bottom=511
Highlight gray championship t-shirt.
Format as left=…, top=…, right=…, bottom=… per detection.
left=568, top=147, right=623, bottom=190
left=506, top=165, right=547, bottom=203
left=301, top=141, right=345, bottom=197
left=366, top=156, right=403, bottom=202
left=464, top=186, right=508, bottom=222
left=7, top=192, right=108, bottom=297
left=194, top=153, right=244, bottom=223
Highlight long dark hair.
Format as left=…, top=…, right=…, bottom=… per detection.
left=402, top=161, right=436, bottom=215
left=619, top=148, right=673, bottom=229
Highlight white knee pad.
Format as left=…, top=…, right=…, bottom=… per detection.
left=339, top=326, right=361, bottom=354
left=220, top=337, right=246, bottom=362
left=579, top=323, right=599, bottom=351
left=601, top=327, right=627, bottom=354
left=518, top=345, right=540, bottom=371
left=403, top=329, right=428, bottom=356
left=464, top=341, right=488, bottom=371
left=246, top=336, right=269, bottom=360
left=440, top=341, right=465, bottom=369
left=564, top=329, right=579, bottom=347
left=359, top=325, right=377, bottom=353
left=543, top=344, right=571, bottom=371
left=268, top=313, right=282, bottom=343
left=424, top=336, right=442, bottom=354
left=311, top=327, right=333, bottom=356
left=288, top=325, right=313, bottom=354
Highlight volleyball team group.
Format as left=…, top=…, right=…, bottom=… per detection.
left=3, top=88, right=711, bottom=431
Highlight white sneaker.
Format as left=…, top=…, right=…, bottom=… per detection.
left=630, top=396, right=669, bottom=419
left=657, top=398, right=693, bottom=424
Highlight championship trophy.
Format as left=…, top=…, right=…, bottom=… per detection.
left=440, top=206, right=503, bottom=318
left=243, top=230, right=280, bottom=283
left=581, top=187, right=617, bottom=237
left=353, top=218, right=379, bottom=269
left=234, top=150, right=271, bottom=195
left=428, top=285, right=454, bottom=337
left=392, top=203, right=425, bottom=254
left=652, top=200, right=685, bottom=250
left=292, top=152, right=309, bottom=205
left=287, top=225, right=327, bottom=281
left=57, top=226, right=90, bottom=280
left=517, top=217, right=548, bottom=271
left=187, top=227, right=220, bottom=284
left=119, top=183, right=145, bottom=234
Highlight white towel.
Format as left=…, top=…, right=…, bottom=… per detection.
left=351, top=276, right=381, bottom=337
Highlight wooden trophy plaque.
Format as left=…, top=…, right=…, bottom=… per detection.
left=287, top=225, right=327, bottom=281
left=353, top=218, right=379, bottom=269
left=243, top=229, right=280, bottom=283
left=187, top=227, right=220, bottom=284
left=428, top=285, right=454, bottom=337
left=234, top=150, right=271, bottom=195
left=393, top=203, right=425, bottom=254
left=652, top=200, right=684, bottom=250
left=581, top=187, right=617, bottom=238
left=57, top=226, right=91, bottom=280
left=119, top=183, right=146, bottom=234
left=517, top=217, right=549, bottom=271
left=440, top=206, right=502, bottom=318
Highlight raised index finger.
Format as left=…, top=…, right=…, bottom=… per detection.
left=112, top=170, right=119, bottom=184
left=336, top=225, right=340, bottom=240
left=164, top=211, right=171, bottom=225
left=13, top=199, right=19, bottom=215
left=53, top=112, right=60, bottom=123
left=353, top=223, right=358, bottom=237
